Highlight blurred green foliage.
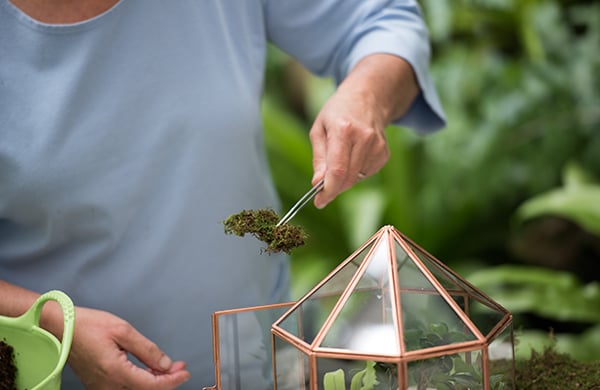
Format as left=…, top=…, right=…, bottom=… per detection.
left=261, top=0, right=600, bottom=361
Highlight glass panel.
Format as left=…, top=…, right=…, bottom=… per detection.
left=216, top=304, right=292, bottom=390
left=273, top=334, right=308, bottom=390
left=277, top=240, right=375, bottom=344
left=408, top=350, right=484, bottom=390
left=488, top=324, right=515, bottom=389
left=315, top=239, right=378, bottom=298
left=405, top=241, right=508, bottom=330
left=316, top=358, right=399, bottom=390
left=410, top=241, right=504, bottom=302
left=442, top=277, right=506, bottom=336
left=395, top=243, right=439, bottom=302
left=320, top=234, right=399, bottom=354
left=403, top=240, right=467, bottom=293
left=395, top=242, right=439, bottom=293
left=467, top=297, right=508, bottom=337
left=401, top=290, right=477, bottom=352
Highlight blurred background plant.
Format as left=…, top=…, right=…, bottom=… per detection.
left=261, top=0, right=600, bottom=362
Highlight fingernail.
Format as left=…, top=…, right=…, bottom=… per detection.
left=159, top=355, right=172, bottom=370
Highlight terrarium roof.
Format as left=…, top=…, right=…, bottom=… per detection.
left=272, top=225, right=511, bottom=359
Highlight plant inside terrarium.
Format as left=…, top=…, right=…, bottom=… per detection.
left=406, top=321, right=474, bottom=390
left=322, top=321, right=510, bottom=390
left=222, top=208, right=308, bottom=254
left=323, top=360, right=380, bottom=390
left=406, top=321, right=507, bottom=390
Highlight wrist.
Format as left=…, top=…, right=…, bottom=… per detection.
left=40, top=300, right=72, bottom=341
left=342, top=53, right=419, bottom=124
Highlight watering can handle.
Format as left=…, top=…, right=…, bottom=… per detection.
left=22, top=290, right=76, bottom=372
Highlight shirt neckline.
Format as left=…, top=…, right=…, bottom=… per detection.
left=1, top=0, right=125, bottom=33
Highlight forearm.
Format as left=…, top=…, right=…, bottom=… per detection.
left=0, top=280, right=65, bottom=339
left=337, top=53, right=420, bottom=127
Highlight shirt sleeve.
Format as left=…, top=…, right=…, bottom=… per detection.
left=263, top=0, right=446, bottom=133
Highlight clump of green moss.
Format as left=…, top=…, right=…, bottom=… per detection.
left=515, top=347, right=600, bottom=389
left=223, top=208, right=308, bottom=254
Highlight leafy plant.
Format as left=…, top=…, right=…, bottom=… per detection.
left=322, top=322, right=512, bottom=390
left=406, top=322, right=495, bottom=390
left=323, top=361, right=379, bottom=390
left=262, top=0, right=600, bottom=362
left=467, top=162, right=600, bottom=360
left=515, top=161, right=600, bottom=235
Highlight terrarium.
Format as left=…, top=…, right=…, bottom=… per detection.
left=204, top=225, right=515, bottom=390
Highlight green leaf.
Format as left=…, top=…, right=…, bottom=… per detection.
left=563, top=161, right=598, bottom=189
left=516, top=185, right=600, bottom=234
left=350, top=370, right=364, bottom=390
left=452, top=372, right=479, bottom=385
left=435, top=383, right=454, bottom=390
left=323, top=369, right=346, bottom=390
left=350, top=361, right=379, bottom=390
left=515, top=162, right=600, bottom=235
left=447, top=331, right=469, bottom=343
left=515, top=323, right=600, bottom=362
left=468, top=265, right=600, bottom=323
left=429, top=322, right=449, bottom=336
left=453, top=356, right=478, bottom=376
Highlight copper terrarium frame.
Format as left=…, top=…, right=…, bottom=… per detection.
left=204, top=225, right=515, bottom=390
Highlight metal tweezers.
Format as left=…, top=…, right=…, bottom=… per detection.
left=275, top=179, right=325, bottom=227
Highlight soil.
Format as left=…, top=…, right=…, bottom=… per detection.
left=223, top=208, right=307, bottom=254
left=0, top=340, right=17, bottom=390
left=515, top=347, right=600, bottom=389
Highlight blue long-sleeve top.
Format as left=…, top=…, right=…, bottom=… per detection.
left=0, top=0, right=444, bottom=387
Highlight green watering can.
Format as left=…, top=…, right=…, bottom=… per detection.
left=0, top=290, right=75, bottom=390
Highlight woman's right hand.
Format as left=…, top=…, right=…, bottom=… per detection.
left=67, top=306, right=190, bottom=389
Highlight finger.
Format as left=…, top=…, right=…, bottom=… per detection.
left=309, top=120, right=328, bottom=184
left=125, top=359, right=190, bottom=390
left=346, top=135, right=370, bottom=182
left=112, top=324, right=190, bottom=387
left=115, top=325, right=173, bottom=372
left=314, top=124, right=354, bottom=208
left=349, top=126, right=390, bottom=181
left=127, top=368, right=190, bottom=390
left=148, top=361, right=188, bottom=375
left=323, top=120, right=380, bottom=188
